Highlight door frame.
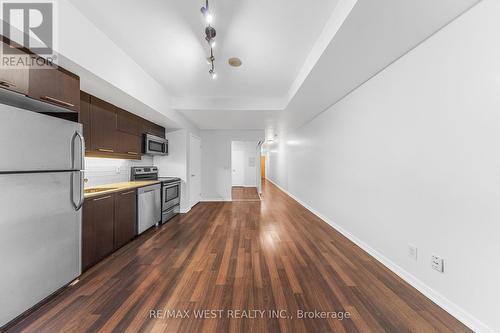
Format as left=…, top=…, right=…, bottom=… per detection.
left=189, top=133, right=201, bottom=209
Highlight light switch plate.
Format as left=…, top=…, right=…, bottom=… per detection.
left=431, top=255, right=444, bottom=273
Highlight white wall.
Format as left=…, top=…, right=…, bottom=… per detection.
left=84, top=156, right=153, bottom=188
left=266, top=1, right=499, bottom=332
left=154, top=129, right=191, bottom=213
left=231, top=141, right=260, bottom=187
left=200, top=130, right=264, bottom=201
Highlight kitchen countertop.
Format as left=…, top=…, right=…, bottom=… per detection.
left=84, top=181, right=161, bottom=199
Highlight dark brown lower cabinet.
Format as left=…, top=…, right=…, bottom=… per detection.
left=82, top=189, right=138, bottom=271
left=82, top=194, right=115, bottom=271
left=114, top=190, right=137, bottom=249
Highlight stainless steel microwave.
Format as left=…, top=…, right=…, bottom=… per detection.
left=144, top=134, right=168, bottom=156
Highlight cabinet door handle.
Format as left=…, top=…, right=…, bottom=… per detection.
left=0, top=80, right=16, bottom=88
left=121, top=191, right=135, bottom=195
left=127, top=152, right=138, bottom=155
left=40, top=96, right=75, bottom=108
left=98, top=148, right=114, bottom=153
left=93, top=195, right=112, bottom=201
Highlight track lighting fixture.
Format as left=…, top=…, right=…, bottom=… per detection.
left=201, top=0, right=217, bottom=79
left=209, top=69, right=217, bottom=80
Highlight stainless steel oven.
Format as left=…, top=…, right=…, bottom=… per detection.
left=144, top=134, right=168, bottom=156
left=160, top=178, right=181, bottom=223
left=163, top=181, right=180, bottom=210
left=131, top=167, right=180, bottom=224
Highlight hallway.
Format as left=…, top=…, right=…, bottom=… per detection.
left=231, top=187, right=260, bottom=201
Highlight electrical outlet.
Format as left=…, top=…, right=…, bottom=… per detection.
left=431, top=255, right=444, bottom=273
left=408, top=244, right=418, bottom=261
left=115, top=166, right=121, bottom=174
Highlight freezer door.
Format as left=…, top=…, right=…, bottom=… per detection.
left=0, top=172, right=82, bottom=327
left=0, top=104, right=84, bottom=172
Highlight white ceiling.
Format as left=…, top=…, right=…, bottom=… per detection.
left=68, top=0, right=340, bottom=107
left=69, top=0, right=480, bottom=133
left=182, top=0, right=480, bottom=134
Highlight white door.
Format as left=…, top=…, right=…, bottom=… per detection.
left=232, top=150, right=245, bottom=186
left=189, top=135, right=201, bottom=208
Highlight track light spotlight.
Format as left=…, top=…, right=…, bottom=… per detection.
left=209, top=69, right=217, bottom=79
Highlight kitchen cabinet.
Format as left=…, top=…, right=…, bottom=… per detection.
left=0, top=67, right=29, bottom=95
left=82, top=189, right=140, bottom=271
left=28, top=65, right=80, bottom=112
left=143, top=121, right=165, bottom=138
left=114, top=190, right=137, bottom=249
left=0, top=61, right=29, bottom=95
left=80, top=91, right=166, bottom=160
left=90, top=96, right=117, bottom=153
left=0, top=35, right=81, bottom=117
left=117, top=108, right=143, bottom=136
left=0, top=37, right=30, bottom=95
left=116, top=107, right=143, bottom=157
left=116, top=131, right=142, bottom=157
left=79, top=91, right=91, bottom=149
left=82, top=194, right=115, bottom=271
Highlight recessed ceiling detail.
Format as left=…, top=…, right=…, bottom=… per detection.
left=67, top=0, right=481, bottom=131
left=228, top=57, right=242, bottom=67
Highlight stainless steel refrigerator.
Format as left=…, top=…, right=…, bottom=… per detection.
left=0, top=104, right=85, bottom=327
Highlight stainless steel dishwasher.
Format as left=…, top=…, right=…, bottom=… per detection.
left=137, top=184, right=161, bottom=234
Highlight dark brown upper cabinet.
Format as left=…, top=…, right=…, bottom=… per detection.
left=117, top=108, right=143, bottom=136
left=1, top=35, right=80, bottom=116
left=79, top=91, right=91, bottom=150
left=0, top=37, right=29, bottom=95
left=90, top=96, right=117, bottom=153
left=116, top=131, right=142, bottom=157
left=28, top=65, right=80, bottom=112
left=143, top=121, right=165, bottom=138
left=0, top=61, right=29, bottom=96
left=80, top=91, right=165, bottom=160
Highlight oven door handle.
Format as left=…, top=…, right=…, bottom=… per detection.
left=163, top=182, right=181, bottom=189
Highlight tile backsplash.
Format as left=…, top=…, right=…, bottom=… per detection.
left=84, top=156, right=154, bottom=187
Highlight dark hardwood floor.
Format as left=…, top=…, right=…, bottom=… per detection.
left=5, top=180, right=471, bottom=333
left=231, top=186, right=260, bottom=201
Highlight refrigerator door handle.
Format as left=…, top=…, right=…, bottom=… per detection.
left=70, top=171, right=84, bottom=211
left=78, top=171, right=84, bottom=210
left=71, top=131, right=85, bottom=171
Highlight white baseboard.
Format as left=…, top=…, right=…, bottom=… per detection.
left=200, top=198, right=231, bottom=202
left=180, top=207, right=191, bottom=214
left=265, top=177, right=494, bottom=333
